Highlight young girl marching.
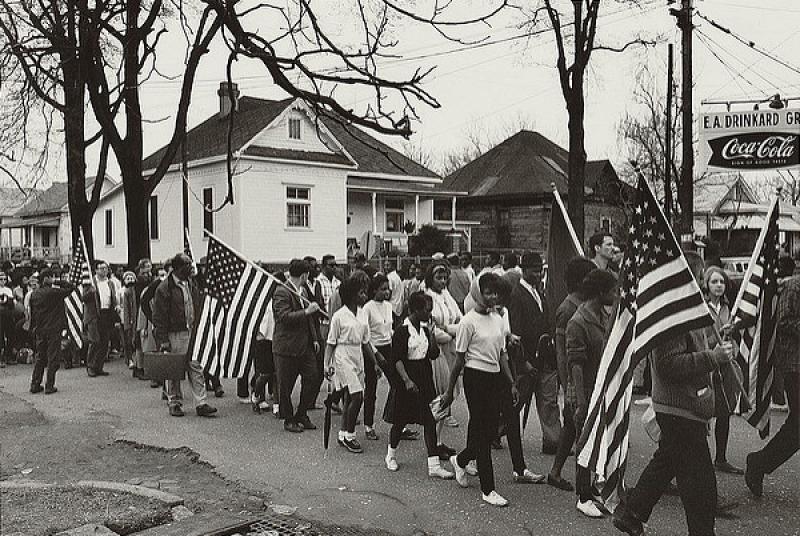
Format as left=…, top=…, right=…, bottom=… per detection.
left=325, top=276, right=385, bottom=453
left=361, top=273, right=394, bottom=440
left=384, top=291, right=455, bottom=479
left=442, top=272, right=515, bottom=507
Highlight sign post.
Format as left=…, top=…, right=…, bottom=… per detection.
left=699, top=109, right=800, bottom=173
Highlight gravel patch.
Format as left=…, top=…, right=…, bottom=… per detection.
left=1, top=486, right=173, bottom=535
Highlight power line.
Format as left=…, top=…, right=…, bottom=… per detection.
left=696, top=32, right=754, bottom=98
left=696, top=11, right=800, bottom=77
left=696, top=29, right=784, bottom=96
left=702, top=0, right=800, bottom=14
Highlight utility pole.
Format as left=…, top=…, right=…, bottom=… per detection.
left=670, top=0, right=694, bottom=246
left=665, top=43, right=674, bottom=224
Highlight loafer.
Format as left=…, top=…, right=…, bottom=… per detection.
left=284, top=421, right=304, bottom=433
left=30, top=384, right=44, bottom=394
left=547, top=475, right=574, bottom=491
left=340, top=437, right=363, bottom=453
left=195, top=404, right=218, bottom=417
left=744, top=453, right=764, bottom=497
left=44, top=386, right=58, bottom=395
left=297, top=415, right=317, bottom=430
left=513, top=469, right=546, bottom=484
left=715, top=460, right=744, bottom=475
left=169, top=405, right=185, bottom=417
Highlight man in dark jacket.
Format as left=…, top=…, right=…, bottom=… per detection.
left=272, top=258, right=322, bottom=433
left=614, top=252, right=734, bottom=536
left=29, top=269, right=73, bottom=394
left=152, top=253, right=217, bottom=418
left=507, top=252, right=561, bottom=454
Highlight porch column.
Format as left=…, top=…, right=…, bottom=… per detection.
left=371, top=192, right=377, bottom=234
left=451, top=196, right=457, bottom=229
left=414, top=195, right=419, bottom=228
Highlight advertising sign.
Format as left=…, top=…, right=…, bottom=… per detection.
left=699, top=108, right=800, bottom=172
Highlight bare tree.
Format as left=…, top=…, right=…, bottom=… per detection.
left=520, top=0, right=654, bottom=240
left=0, top=0, right=110, bottom=254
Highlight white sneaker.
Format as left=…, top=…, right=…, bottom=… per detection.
left=257, top=400, right=270, bottom=410
left=465, top=460, right=478, bottom=476
left=428, top=465, right=455, bottom=480
left=450, top=455, right=468, bottom=487
left=385, top=455, right=399, bottom=472
left=576, top=499, right=603, bottom=518
left=513, top=469, right=546, bottom=484
left=237, top=396, right=251, bottom=404
left=482, top=490, right=509, bottom=507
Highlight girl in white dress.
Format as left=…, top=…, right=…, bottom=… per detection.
left=424, top=262, right=463, bottom=457
left=325, top=276, right=386, bottom=453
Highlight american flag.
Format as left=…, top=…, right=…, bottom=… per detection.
left=577, top=176, right=714, bottom=510
left=731, top=196, right=780, bottom=438
left=191, top=235, right=275, bottom=378
left=64, top=231, right=94, bottom=349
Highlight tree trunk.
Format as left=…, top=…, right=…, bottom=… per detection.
left=119, top=147, right=150, bottom=266
left=566, top=84, right=587, bottom=246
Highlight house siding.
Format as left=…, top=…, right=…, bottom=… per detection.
left=249, top=107, right=339, bottom=154
left=237, top=160, right=347, bottom=263
left=460, top=199, right=629, bottom=255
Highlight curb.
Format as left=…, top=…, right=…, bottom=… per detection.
left=0, top=479, right=184, bottom=507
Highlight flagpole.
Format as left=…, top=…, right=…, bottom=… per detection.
left=551, top=183, right=585, bottom=256
left=78, top=228, right=102, bottom=316
left=202, top=229, right=328, bottom=318
left=730, top=194, right=779, bottom=320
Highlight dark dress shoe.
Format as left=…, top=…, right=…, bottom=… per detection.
left=196, top=404, right=218, bottom=417
left=169, top=405, right=185, bottom=417
left=745, top=453, right=764, bottom=497
left=30, top=384, right=44, bottom=394
left=612, top=507, right=644, bottom=536
left=715, top=460, right=744, bottom=475
left=214, top=387, right=225, bottom=398
left=297, top=416, right=317, bottom=430
left=547, top=475, right=574, bottom=491
left=87, top=370, right=98, bottom=378
left=284, top=421, right=304, bottom=433
left=44, top=386, right=58, bottom=395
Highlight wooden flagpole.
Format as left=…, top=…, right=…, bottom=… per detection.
left=551, top=183, right=585, bottom=256
left=202, top=230, right=328, bottom=318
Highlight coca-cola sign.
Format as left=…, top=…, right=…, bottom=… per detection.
left=700, top=109, right=800, bottom=172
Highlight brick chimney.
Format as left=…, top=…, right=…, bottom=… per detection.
left=217, top=81, right=240, bottom=118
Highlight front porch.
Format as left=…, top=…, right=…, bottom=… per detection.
left=0, top=215, right=63, bottom=263
left=346, top=178, right=470, bottom=255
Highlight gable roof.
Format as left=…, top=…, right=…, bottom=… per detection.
left=0, top=187, right=39, bottom=217
left=694, top=175, right=760, bottom=214
left=15, top=182, right=69, bottom=217
left=142, top=95, right=439, bottom=179
left=441, top=130, right=622, bottom=199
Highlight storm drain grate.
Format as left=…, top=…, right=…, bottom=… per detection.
left=210, top=515, right=399, bottom=536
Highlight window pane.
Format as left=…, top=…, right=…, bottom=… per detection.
left=289, top=117, right=301, bottom=140
left=203, top=188, right=214, bottom=233
left=105, top=209, right=113, bottom=245
left=149, top=196, right=159, bottom=240
left=386, top=211, right=403, bottom=232
left=287, top=203, right=309, bottom=227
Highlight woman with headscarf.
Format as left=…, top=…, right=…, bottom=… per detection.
left=703, top=265, right=743, bottom=475
left=424, top=261, right=462, bottom=457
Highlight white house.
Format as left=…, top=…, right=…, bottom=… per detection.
left=0, top=176, right=116, bottom=264
left=94, top=82, right=464, bottom=265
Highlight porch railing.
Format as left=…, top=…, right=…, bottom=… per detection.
left=0, top=246, right=62, bottom=263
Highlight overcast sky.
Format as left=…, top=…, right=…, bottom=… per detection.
left=4, top=0, right=800, bottom=186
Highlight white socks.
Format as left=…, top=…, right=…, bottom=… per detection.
left=385, top=446, right=399, bottom=471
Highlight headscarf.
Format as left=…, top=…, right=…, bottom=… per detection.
left=466, top=271, right=495, bottom=314
left=424, top=261, right=450, bottom=292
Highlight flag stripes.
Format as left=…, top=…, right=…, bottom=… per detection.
left=578, top=176, right=714, bottom=510
left=731, top=196, right=780, bottom=438
left=64, top=232, right=93, bottom=349
left=192, top=237, right=275, bottom=378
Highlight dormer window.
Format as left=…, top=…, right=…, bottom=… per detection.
left=288, top=116, right=302, bottom=140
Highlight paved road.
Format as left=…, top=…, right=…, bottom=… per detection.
left=2, top=360, right=797, bottom=536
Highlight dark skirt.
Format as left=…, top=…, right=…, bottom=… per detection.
left=383, top=358, right=436, bottom=425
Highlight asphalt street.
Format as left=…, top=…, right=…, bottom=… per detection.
left=2, top=359, right=797, bottom=536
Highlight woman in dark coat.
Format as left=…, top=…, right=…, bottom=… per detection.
left=384, top=291, right=454, bottom=479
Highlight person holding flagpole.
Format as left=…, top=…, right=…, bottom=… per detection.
left=29, top=269, right=74, bottom=394
left=614, top=252, right=734, bottom=536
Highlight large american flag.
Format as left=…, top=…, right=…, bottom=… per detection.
left=192, top=235, right=275, bottom=378
left=731, top=196, right=780, bottom=438
left=577, top=176, right=714, bottom=510
left=64, top=232, right=93, bottom=349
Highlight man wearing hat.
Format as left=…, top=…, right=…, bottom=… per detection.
left=507, top=252, right=561, bottom=454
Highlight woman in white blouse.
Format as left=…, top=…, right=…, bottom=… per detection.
left=424, top=262, right=462, bottom=456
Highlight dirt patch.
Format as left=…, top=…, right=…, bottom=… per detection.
left=1, top=486, right=172, bottom=535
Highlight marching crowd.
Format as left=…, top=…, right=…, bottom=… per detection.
left=5, top=230, right=799, bottom=535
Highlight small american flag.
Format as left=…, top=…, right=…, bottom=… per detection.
left=192, top=235, right=275, bottom=378
left=731, top=197, right=780, bottom=438
left=577, top=176, right=713, bottom=510
left=64, top=231, right=93, bottom=349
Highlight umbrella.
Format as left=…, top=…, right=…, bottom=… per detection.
left=323, top=379, right=336, bottom=450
